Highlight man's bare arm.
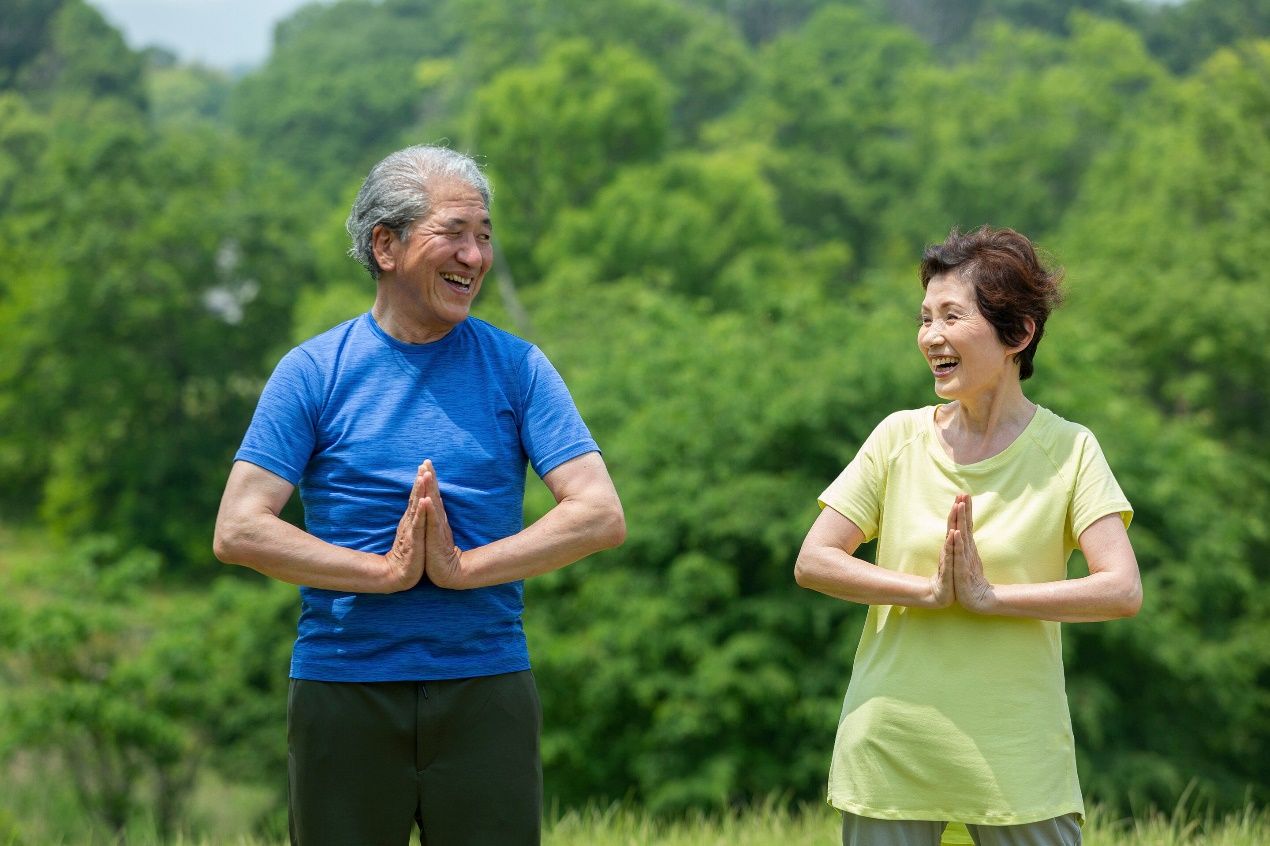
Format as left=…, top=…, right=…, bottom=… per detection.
left=213, top=460, right=427, bottom=593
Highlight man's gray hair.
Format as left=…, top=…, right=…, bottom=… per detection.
left=346, top=145, right=493, bottom=280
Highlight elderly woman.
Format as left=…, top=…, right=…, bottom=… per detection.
left=795, top=226, right=1141, bottom=846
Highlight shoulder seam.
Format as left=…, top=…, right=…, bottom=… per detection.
left=879, top=409, right=929, bottom=467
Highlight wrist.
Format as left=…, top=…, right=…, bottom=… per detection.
left=926, top=574, right=952, bottom=609
left=966, top=583, right=998, bottom=614
left=429, top=546, right=470, bottom=590
left=378, top=551, right=416, bottom=594
left=444, top=547, right=467, bottom=589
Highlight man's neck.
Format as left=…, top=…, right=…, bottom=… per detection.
left=371, top=297, right=456, bottom=345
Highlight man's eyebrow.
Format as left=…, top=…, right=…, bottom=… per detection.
left=444, top=216, right=493, bottom=228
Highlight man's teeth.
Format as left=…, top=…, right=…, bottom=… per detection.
left=441, top=273, right=471, bottom=289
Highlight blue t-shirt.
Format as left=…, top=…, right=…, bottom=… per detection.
left=235, top=313, right=599, bottom=681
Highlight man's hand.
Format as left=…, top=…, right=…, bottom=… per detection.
left=948, top=494, right=996, bottom=613
left=420, top=460, right=466, bottom=589
left=383, top=464, right=428, bottom=591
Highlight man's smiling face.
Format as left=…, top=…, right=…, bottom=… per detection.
left=378, top=179, right=493, bottom=338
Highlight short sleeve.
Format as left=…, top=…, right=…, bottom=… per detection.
left=1068, top=431, right=1133, bottom=544
left=818, top=423, right=890, bottom=541
left=518, top=346, right=599, bottom=478
left=234, top=347, right=323, bottom=485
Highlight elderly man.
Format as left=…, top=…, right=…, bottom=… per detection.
left=213, top=145, right=625, bottom=846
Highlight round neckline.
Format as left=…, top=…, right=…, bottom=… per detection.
left=925, top=403, right=1044, bottom=470
left=365, top=311, right=466, bottom=354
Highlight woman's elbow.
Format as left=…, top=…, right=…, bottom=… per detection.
left=793, top=553, right=815, bottom=589
left=1120, top=579, right=1143, bottom=618
left=1106, top=574, right=1143, bottom=619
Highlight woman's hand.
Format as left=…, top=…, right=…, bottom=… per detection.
left=947, top=494, right=997, bottom=614
left=937, top=496, right=1141, bottom=622
left=930, top=502, right=957, bottom=609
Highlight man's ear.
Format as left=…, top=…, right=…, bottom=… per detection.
left=371, top=225, right=398, bottom=274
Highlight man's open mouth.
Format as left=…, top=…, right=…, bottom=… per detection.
left=441, top=273, right=471, bottom=292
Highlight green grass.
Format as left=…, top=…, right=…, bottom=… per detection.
left=4, top=802, right=1269, bottom=846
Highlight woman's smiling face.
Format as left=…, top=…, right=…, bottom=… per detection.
left=918, top=272, right=1018, bottom=401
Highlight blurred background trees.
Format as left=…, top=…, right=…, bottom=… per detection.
left=1, top=0, right=1268, bottom=839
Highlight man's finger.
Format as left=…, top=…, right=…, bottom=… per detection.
left=408, top=463, right=427, bottom=510
left=423, top=460, right=445, bottom=506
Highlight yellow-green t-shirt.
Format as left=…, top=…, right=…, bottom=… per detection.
left=817, top=405, right=1132, bottom=826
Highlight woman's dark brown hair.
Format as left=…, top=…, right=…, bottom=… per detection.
left=919, top=226, right=1065, bottom=381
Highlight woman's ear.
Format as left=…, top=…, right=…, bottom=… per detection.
left=1011, top=317, right=1037, bottom=355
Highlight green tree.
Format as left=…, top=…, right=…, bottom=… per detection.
left=143, top=48, right=231, bottom=130
left=452, top=0, right=754, bottom=137
left=1138, top=0, right=1270, bottom=73
left=1045, top=42, right=1270, bottom=807
left=473, top=40, right=673, bottom=279
left=0, top=0, right=63, bottom=87
left=0, top=537, right=295, bottom=837
left=708, top=5, right=929, bottom=270
left=9, top=0, right=144, bottom=108
left=533, top=147, right=786, bottom=303
left=228, top=0, right=455, bottom=200
left=881, top=14, right=1166, bottom=250
left=0, top=99, right=314, bottom=565
left=518, top=265, right=929, bottom=810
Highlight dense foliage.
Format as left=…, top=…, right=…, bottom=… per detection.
left=1, top=0, right=1268, bottom=838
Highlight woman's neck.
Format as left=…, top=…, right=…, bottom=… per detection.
left=935, top=384, right=1036, bottom=464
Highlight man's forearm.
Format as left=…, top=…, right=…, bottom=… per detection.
left=437, top=494, right=625, bottom=590
left=214, top=512, right=405, bottom=593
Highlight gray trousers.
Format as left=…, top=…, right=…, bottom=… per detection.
left=288, top=671, right=543, bottom=846
left=842, top=812, right=1081, bottom=846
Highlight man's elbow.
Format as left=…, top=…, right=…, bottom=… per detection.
left=581, top=492, right=625, bottom=552
left=212, top=518, right=249, bottom=567
left=212, top=529, right=234, bottom=565
left=599, top=502, right=626, bottom=550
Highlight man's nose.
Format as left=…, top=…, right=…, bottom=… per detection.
left=457, top=234, right=486, bottom=267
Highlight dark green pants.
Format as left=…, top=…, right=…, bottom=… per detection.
left=287, top=671, right=543, bottom=846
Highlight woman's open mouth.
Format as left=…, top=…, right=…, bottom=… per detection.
left=931, top=355, right=959, bottom=378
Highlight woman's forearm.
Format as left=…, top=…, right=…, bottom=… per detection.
left=795, top=546, right=948, bottom=609
left=970, top=570, right=1142, bottom=622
